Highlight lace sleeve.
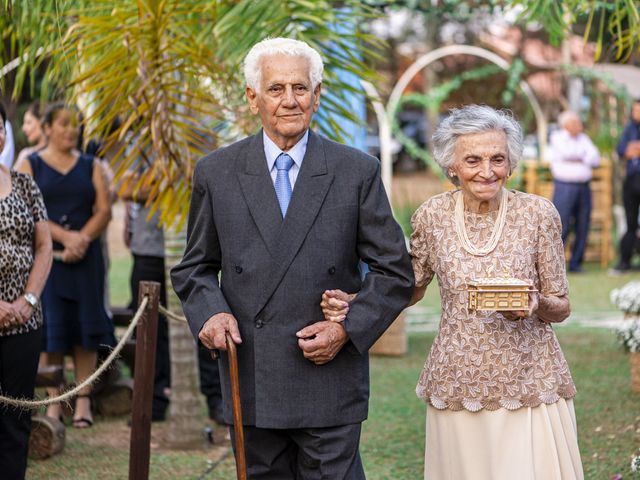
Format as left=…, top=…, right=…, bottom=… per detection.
left=535, top=198, right=569, bottom=323
left=410, top=202, right=435, bottom=288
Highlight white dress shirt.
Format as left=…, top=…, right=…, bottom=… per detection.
left=549, top=129, right=600, bottom=183
left=263, top=130, right=308, bottom=190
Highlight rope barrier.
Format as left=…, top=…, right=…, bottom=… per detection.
left=0, top=296, right=149, bottom=410
left=158, top=305, right=188, bottom=323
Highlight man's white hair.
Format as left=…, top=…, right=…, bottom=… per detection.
left=244, top=37, right=324, bottom=93
left=558, top=110, right=580, bottom=128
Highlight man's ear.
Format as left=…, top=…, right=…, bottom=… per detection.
left=246, top=86, right=259, bottom=114
left=312, top=83, right=321, bottom=112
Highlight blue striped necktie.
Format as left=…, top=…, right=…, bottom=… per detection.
left=275, top=153, right=294, bottom=217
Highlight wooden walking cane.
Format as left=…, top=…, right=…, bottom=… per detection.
left=211, top=332, right=247, bottom=480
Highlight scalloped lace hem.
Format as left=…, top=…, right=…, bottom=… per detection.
left=417, top=386, right=577, bottom=412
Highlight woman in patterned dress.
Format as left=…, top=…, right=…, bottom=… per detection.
left=0, top=102, right=53, bottom=480
left=15, top=102, right=112, bottom=429
left=322, top=105, right=583, bottom=479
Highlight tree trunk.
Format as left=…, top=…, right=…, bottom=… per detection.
left=164, top=227, right=204, bottom=449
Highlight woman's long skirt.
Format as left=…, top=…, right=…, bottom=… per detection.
left=425, top=398, right=583, bottom=480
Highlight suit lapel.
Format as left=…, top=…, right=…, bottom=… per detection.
left=237, top=132, right=283, bottom=258
left=254, top=130, right=334, bottom=315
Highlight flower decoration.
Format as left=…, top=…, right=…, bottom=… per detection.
left=616, top=320, right=640, bottom=353
left=611, top=281, right=640, bottom=314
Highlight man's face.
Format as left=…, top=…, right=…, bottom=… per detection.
left=632, top=102, right=640, bottom=123
left=563, top=115, right=583, bottom=137
left=246, top=54, right=321, bottom=150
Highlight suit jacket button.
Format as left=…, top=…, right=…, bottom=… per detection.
left=235, top=266, right=243, bottom=274
left=328, top=266, right=336, bottom=275
left=255, top=319, right=263, bottom=328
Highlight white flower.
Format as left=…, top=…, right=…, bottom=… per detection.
left=611, top=281, right=640, bottom=314
left=631, top=454, right=640, bottom=472
left=616, top=320, right=640, bottom=353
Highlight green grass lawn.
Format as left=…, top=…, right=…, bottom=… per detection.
left=109, top=256, right=133, bottom=308
left=25, top=260, right=640, bottom=479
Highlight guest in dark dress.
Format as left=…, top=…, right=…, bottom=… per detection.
left=0, top=102, right=53, bottom=480
left=16, top=102, right=112, bottom=428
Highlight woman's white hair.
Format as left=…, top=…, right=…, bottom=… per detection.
left=244, top=37, right=324, bottom=93
left=432, top=104, right=523, bottom=186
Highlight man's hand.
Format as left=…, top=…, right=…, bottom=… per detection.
left=625, top=141, right=640, bottom=159
left=199, top=312, right=242, bottom=350
left=296, top=321, right=349, bottom=365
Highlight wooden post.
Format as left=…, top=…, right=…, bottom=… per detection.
left=128, top=281, right=160, bottom=480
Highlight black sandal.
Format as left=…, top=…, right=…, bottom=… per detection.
left=72, top=394, right=93, bottom=429
left=72, top=417, right=94, bottom=428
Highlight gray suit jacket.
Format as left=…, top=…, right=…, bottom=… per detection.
left=171, top=129, right=414, bottom=429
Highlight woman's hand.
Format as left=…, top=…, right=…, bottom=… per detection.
left=500, top=291, right=539, bottom=321
left=320, top=289, right=356, bottom=322
left=61, top=230, right=90, bottom=262
left=0, top=300, right=20, bottom=330
left=10, top=296, right=33, bottom=325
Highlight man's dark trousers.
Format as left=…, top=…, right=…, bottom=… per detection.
left=229, top=423, right=365, bottom=479
left=620, top=174, right=640, bottom=265
left=553, top=180, right=591, bottom=271
left=130, top=254, right=171, bottom=418
left=130, top=254, right=222, bottom=419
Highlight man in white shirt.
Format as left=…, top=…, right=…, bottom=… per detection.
left=549, top=111, right=600, bottom=272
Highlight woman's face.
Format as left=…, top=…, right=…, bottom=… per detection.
left=632, top=102, right=640, bottom=124
left=449, top=130, right=510, bottom=204
left=0, top=119, right=5, bottom=153
left=44, top=109, right=79, bottom=152
left=22, top=110, right=43, bottom=144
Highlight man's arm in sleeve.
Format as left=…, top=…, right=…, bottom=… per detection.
left=343, top=161, right=415, bottom=354
left=583, top=135, right=600, bottom=167
left=617, top=124, right=633, bottom=159
left=170, top=160, right=232, bottom=341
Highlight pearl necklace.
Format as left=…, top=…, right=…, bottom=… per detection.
left=454, top=188, right=508, bottom=257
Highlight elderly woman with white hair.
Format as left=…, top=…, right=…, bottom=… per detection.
left=323, top=105, right=583, bottom=479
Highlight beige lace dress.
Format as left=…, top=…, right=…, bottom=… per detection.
left=410, top=190, right=583, bottom=479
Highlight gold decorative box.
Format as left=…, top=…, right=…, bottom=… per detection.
left=467, top=277, right=534, bottom=312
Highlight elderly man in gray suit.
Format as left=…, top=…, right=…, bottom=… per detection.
left=171, top=37, right=414, bottom=479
